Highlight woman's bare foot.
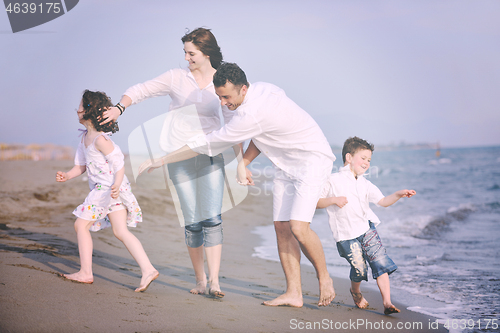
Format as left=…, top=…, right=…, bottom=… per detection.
left=318, top=277, right=336, bottom=306
left=190, top=279, right=207, bottom=295
left=208, top=280, right=224, bottom=298
left=262, top=292, right=303, bottom=307
left=60, top=272, right=93, bottom=284
left=135, top=270, right=159, bottom=292
left=350, top=289, right=369, bottom=309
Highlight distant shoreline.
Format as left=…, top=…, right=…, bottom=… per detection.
left=2, top=142, right=498, bottom=161
left=0, top=143, right=74, bottom=161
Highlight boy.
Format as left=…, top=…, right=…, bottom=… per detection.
left=317, top=136, right=416, bottom=315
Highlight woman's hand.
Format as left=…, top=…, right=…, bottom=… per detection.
left=236, top=161, right=254, bottom=186
left=138, top=158, right=164, bottom=176
left=99, top=106, right=120, bottom=125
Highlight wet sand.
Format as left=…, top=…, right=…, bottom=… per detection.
left=0, top=160, right=447, bottom=332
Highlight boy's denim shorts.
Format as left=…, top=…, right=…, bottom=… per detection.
left=336, top=221, right=397, bottom=282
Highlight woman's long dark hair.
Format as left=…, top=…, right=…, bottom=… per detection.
left=181, top=27, right=223, bottom=69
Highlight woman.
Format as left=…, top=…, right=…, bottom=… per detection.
left=102, top=28, right=231, bottom=297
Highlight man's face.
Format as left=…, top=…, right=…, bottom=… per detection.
left=215, top=82, right=247, bottom=111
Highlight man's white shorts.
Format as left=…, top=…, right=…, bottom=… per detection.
left=273, top=155, right=333, bottom=222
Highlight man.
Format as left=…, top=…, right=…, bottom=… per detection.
left=141, top=63, right=336, bottom=307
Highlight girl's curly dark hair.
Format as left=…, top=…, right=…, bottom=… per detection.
left=81, top=90, right=119, bottom=133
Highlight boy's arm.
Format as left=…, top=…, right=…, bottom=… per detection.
left=56, top=165, right=86, bottom=182
left=317, top=196, right=348, bottom=209
left=378, top=189, right=416, bottom=207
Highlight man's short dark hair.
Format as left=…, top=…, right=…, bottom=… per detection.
left=213, top=62, right=249, bottom=89
left=342, top=136, right=374, bottom=164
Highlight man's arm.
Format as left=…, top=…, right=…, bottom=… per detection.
left=237, top=140, right=260, bottom=185
left=242, top=140, right=261, bottom=166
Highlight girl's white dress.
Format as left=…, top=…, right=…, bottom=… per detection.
left=73, top=132, right=142, bottom=232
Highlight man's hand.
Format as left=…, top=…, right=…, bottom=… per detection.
left=236, top=161, right=254, bottom=186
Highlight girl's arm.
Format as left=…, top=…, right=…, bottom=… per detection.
left=94, top=135, right=125, bottom=199
left=378, top=189, right=416, bottom=207
left=111, top=166, right=125, bottom=199
left=317, top=196, right=348, bottom=209
left=56, top=165, right=86, bottom=182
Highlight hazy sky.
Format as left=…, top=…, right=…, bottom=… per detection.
left=1, top=0, right=499, bottom=151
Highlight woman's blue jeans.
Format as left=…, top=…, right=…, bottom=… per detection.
left=167, top=154, right=224, bottom=248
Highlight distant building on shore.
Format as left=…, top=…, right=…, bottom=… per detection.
left=0, top=143, right=75, bottom=161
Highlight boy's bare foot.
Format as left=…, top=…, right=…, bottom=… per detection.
left=135, top=270, right=159, bottom=292
left=190, top=279, right=207, bottom=295
left=59, top=272, right=93, bottom=284
left=262, top=293, right=303, bottom=307
left=350, top=289, right=369, bottom=309
left=318, top=277, right=336, bottom=306
left=384, top=305, right=400, bottom=315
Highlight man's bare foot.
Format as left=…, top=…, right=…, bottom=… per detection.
left=135, top=270, right=159, bottom=292
left=350, top=289, right=369, bottom=309
left=318, top=277, right=336, bottom=306
left=190, top=279, right=207, bottom=295
left=59, top=272, right=93, bottom=284
left=384, top=305, right=400, bottom=315
left=262, top=293, right=303, bottom=307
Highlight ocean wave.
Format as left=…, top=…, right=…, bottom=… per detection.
left=416, top=203, right=476, bottom=238
left=486, top=201, right=500, bottom=210
left=487, top=184, right=500, bottom=191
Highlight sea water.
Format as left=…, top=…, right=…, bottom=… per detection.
left=251, top=146, right=500, bottom=333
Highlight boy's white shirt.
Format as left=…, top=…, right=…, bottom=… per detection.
left=320, top=165, right=385, bottom=242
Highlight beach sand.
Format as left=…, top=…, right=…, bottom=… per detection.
left=0, top=160, right=447, bottom=333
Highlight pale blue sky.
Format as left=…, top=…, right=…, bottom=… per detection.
left=1, top=0, right=499, bottom=150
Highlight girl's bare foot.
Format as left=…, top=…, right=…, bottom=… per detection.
left=350, top=289, right=369, bottom=309
left=60, top=272, right=93, bottom=284
left=135, top=270, right=159, bottom=292
left=190, top=279, right=207, bottom=295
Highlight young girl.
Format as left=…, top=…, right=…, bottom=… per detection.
left=56, top=90, right=159, bottom=292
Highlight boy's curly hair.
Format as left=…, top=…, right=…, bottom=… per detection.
left=342, top=136, right=374, bottom=164
left=81, top=90, right=119, bottom=133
